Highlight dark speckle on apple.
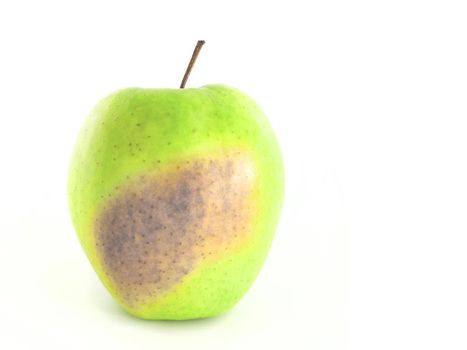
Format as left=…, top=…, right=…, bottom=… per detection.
left=95, top=152, right=257, bottom=305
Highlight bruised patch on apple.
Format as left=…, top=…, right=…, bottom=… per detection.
left=94, top=152, right=256, bottom=305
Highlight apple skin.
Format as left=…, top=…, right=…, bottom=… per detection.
left=68, top=85, right=284, bottom=320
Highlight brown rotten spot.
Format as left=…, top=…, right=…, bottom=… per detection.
left=94, top=152, right=257, bottom=305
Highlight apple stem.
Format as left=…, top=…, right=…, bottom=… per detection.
left=180, top=40, right=205, bottom=88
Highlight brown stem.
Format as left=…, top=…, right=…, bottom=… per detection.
left=180, top=40, right=205, bottom=88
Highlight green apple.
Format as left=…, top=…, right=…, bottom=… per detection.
left=68, top=42, right=284, bottom=320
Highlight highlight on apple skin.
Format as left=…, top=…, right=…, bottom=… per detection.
left=68, top=43, right=284, bottom=320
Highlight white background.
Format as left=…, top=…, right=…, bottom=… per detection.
left=1, top=1, right=467, bottom=349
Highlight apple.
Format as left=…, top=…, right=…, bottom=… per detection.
left=68, top=41, right=284, bottom=320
